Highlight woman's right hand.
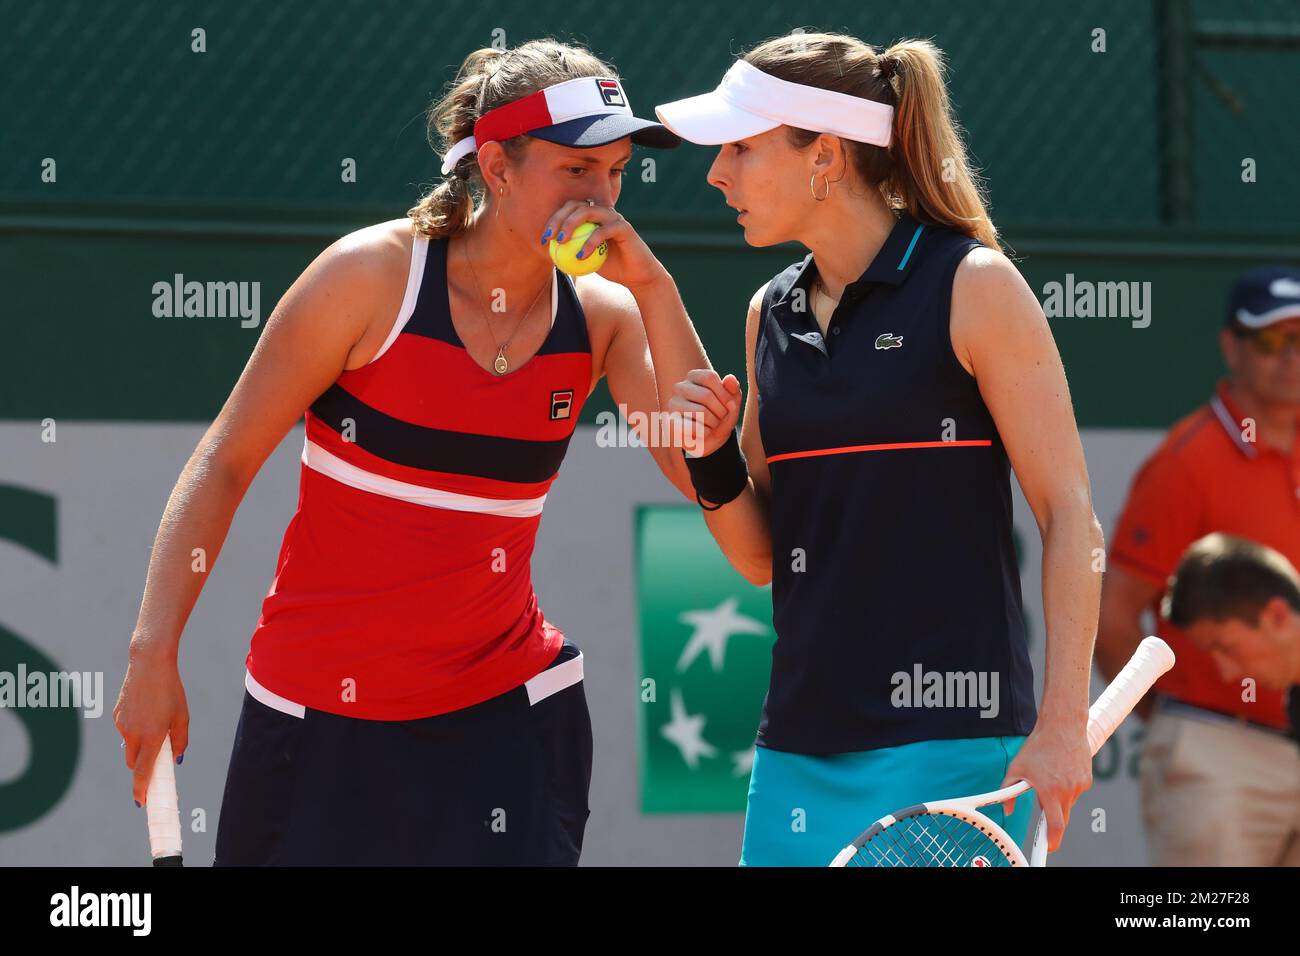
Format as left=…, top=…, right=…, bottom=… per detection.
left=668, top=368, right=743, bottom=458
left=114, top=642, right=189, bottom=808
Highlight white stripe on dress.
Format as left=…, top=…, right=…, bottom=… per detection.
left=246, top=669, right=307, bottom=718
left=244, top=650, right=582, bottom=718
left=366, top=236, right=429, bottom=366
left=302, top=439, right=548, bottom=517
left=525, top=650, right=584, bottom=705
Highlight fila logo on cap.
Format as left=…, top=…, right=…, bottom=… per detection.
left=550, top=389, right=574, bottom=420
left=597, top=79, right=625, bottom=108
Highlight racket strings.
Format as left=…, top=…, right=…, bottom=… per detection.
left=850, top=812, right=1014, bottom=867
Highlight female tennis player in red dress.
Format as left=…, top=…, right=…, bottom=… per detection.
left=112, top=39, right=712, bottom=864
left=651, top=32, right=1103, bottom=865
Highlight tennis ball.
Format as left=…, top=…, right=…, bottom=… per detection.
left=549, top=221, right=607, bottom=277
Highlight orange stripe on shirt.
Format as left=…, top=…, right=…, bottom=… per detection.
left=766, top=439, right=993, bottom=464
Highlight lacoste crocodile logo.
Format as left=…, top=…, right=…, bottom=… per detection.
left=875, top=332, right=904, bottom=350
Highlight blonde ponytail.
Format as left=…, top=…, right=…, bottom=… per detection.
left=408, top=48, right=503, bottom=240
left=744, top=32, right=999, bottom=249
left=880, top=40, right=998, bottom=249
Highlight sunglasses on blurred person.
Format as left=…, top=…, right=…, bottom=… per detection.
left=1232, top=322, right=1300, bottom=357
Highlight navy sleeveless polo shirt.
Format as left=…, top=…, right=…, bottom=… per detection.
left=754, top=211, right=1037, bottom=755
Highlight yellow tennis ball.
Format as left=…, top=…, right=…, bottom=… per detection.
left=549, top=221, right=607, bottom=276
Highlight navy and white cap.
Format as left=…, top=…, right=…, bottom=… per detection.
left=1229, top=265, right=1300, bottom=329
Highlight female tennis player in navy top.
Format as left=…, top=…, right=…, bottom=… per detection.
left=112, top=39, right=722, bottom=865
left=653, top=32, right=1103, bottom=865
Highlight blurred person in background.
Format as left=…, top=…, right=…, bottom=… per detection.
left=1098, top=265, right=1300, bottom=865
left=1162, top=533, right=1300, bottom=741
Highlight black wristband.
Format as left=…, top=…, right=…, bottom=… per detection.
left=683, top=428, right=749, bottom=509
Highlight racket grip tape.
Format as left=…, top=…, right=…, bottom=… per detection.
left=1084, top=636, right=1174, bottom=756
left=146, top=735, right=184, bottom=865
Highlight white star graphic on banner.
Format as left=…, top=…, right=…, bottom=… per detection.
left=731, top=747, right=755, bottom=777
left=660, top=688, right=718, bottom=769
left=675, top=596, right=769, bottom=673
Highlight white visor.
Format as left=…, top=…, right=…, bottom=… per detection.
left=655, top=60, right=894, bottom=148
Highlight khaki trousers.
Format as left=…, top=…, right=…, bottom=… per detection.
left=1141, top=701, right=1300, bottom=866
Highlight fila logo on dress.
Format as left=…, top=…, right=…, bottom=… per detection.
left=550, top=389, right=575, bottom=420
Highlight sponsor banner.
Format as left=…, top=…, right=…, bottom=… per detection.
left=635, top=506, right=774, bottom=812
left=1, top=423, right=1162, bottom=864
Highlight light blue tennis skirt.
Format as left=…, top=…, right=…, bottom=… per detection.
left=740, top=735, right=1033, bottom=866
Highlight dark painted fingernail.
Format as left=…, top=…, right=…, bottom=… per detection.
left=134, top=800, right=141, bottom=808
left=176, top=754, right=183, bottom=765
left=556, top=231, right=565, bottom=243
left=576, top=249, right=585, bottom=259
left=541, top=229, right=551, bottom=243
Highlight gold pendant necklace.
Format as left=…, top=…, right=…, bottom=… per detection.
left=462, top=238, right=550, bottom=376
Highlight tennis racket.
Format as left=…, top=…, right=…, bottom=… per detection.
left=829, top=635, right=1174, bottom=867
left=145, top=734, right=184, bottom=866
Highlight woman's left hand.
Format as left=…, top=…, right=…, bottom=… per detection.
left=540, top=200, right=667, bottom=290
left=999, top=714, right=1094, bottom=854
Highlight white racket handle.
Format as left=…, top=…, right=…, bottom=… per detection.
left=1028, top=636, right=1173, bottom=867
left=146, top=735, right=183, bottom=861
left=1029, top=814, right=1049, bottom=866
left=1000, top=635, right=1175, bottom=804
left=1084, top=636, right=1174, bottom=756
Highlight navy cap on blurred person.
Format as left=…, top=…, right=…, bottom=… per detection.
left=1229, top=265, right=1300, bottom=329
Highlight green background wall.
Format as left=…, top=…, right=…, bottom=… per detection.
left=4, top=0, right=1298, bottom=427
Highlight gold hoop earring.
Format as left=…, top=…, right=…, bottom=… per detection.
left=810, top=173, right=831, bottom=202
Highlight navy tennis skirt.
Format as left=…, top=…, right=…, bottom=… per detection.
left=213, top=640, right=592, bottom=866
